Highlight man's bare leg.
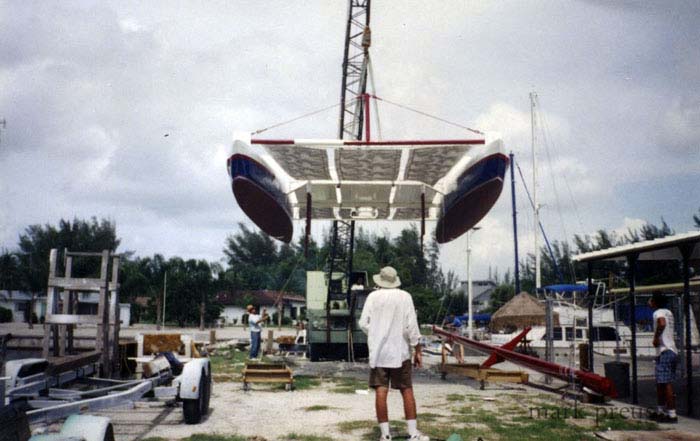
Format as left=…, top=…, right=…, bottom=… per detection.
left=376, top=386, right=390, bottom=422
left=664, top=384, right=675, bottom=411
left=656, top=384, right=666, bottom=409
left=401, top=387, right=417, bottom=420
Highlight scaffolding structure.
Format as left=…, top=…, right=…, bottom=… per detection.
left=42, top=249, right=121, bottom=378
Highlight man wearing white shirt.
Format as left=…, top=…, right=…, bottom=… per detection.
left=359, top=266, right=428, bottom=441
left=649, top=292, right=678, bottom=423
left=247, top=305, right=268, bottom=359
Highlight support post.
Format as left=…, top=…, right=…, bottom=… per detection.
left=420, top=190, right=425, bottom=254
left=627, top=253, right=639, bottom=404
left=587, top=262, right=594, bottom=372
left=305, top=191, right=312, bottom=257
left=680, top=243, right=694, bottom=416
left=545, top=298, right=553, bottom=384
left=509, top=152, right=520, bottom=294
left=364, top=93, right=371, bottom=141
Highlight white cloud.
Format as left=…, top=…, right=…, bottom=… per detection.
left=1, top=0, right=699, bottom=277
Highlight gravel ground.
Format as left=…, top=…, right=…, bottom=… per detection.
left=103, top=356, right=503, bottom=441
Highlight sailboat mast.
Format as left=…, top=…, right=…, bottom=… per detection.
left=530, top=92, right=541, bottom=291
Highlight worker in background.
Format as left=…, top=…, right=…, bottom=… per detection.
left=648, top=292, right=678, bottom=423
left=351, top=276, right=365, bottom=291
left=247, top=304, right=268, bottom=359
left=359, top=266, right=429, bottom=441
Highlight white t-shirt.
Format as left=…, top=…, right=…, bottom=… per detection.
left=653, top=308, right=677, bottom=355
left=249, top=313, right=263, bottom=333
left=358, top=288, right=422, bottom=368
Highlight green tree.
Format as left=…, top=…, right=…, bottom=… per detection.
left=16, top=217, right=120, bottom=293
left=223, top=224, right=280, bottom=290
left=487, top=283, right=516, bottom=313
left=0, top=250, right=23, bottom=290
left=164, top=258, right=221, bottom=327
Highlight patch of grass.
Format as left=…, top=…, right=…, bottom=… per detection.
left=209, top=349, right=249, bottom=377
left=418, top=412, right=442, bottom=422
left=596, top=413, right=658, bottom=431
left=141, top=438, right=168, bottom=441
left=184, top=435, right=248, bottom=441
left=282, top=434, right=336, bottom=441
left=337, top=419, right=376, bottom=434
left=446, top=393, right=466, bottom=402
left=294, top=375, right=322, bottom=391
left=303, top=404, right=334, bottom=412
left=329, top=376, right=368, bottom=393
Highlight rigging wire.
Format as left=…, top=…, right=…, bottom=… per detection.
left=373, top=96, right=484, bottom=136
left=367, top=55, right=383, bottom=140
left=534, top=95, right=578, bottom=282
left=516, top=161, right=565, bottom=283
left=251, top=103, right=341, bottom=136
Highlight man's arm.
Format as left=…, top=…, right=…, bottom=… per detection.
left=358, top=295, right=372, bottom=334
left=404, top=295, right=422, bottom=367
left=653, top=316, right=666, bottom=348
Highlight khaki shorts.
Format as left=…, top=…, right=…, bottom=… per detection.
left=369, top=359, right=413, bottom=390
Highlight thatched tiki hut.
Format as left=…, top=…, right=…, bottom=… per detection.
left=490, top=292, right=559, bottom=332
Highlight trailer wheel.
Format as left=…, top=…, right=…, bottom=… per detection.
left=183, top=369, right=208, bottom=424
left=103, top=423, right=115, bottom=441
left=202, top=368, right=211, bottom=414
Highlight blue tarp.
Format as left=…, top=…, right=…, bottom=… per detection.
left=543, top=284, right=588, bottom=293
left=452, top=313, right=491, bottom=323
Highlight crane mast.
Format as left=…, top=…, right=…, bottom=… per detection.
left=338, top=0, right=371, bottom=141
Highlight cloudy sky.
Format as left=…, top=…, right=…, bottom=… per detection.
left=1, top=1, right=699, bottom=282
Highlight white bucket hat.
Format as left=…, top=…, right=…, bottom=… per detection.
left=373, top=266, right=401, bottom=288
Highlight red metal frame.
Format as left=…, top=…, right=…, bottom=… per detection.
left=251, top=139, right=485, bottom=146
left=432, top=326, right=618, bottom=398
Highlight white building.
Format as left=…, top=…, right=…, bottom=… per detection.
left=0, top=290, right=130, bottom=326
left=216, top=290, right=306, bottom=325
left=0, top=290, right=45, bottom=323
left=456, top=280, right=497, bottom=313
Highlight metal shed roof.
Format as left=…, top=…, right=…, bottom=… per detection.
left=572, top=231, right=700, bottom=263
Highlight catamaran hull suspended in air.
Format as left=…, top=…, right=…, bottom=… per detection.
left=227, top=136, right=508, bottom=244
left=435, top=153, right=508, bottom=243
left=228, top=153, right=293, bottom=243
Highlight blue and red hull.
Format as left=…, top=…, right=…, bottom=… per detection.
left=435, top=153, right=509, bottom=244
left=227, top=154, right=293, bottom=243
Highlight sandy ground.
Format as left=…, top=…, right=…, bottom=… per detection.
left=6, top=323, right=700, bottom=439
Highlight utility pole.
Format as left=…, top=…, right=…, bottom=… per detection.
left=162, top=272, right=167, bottom=329
left=467, top=226, right=481, bottom=339
left=530, top=92, right=541, bottom=291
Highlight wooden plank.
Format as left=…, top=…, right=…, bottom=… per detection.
left=46, top=351, right=102, bottom=375
left=45, top=314, right=102, bottom=325
left=47, top=277, right=119, bottom=292
left=440, top=363, right=528, bottom=384
left=142, top=334, right=183, bottom=354
left=245, top=376, right=292, bottom=383
left=244, top=369, right=292, bottom=375
left=245, top=363, right=288, bottom=370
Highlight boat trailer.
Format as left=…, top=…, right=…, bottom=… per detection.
left=2, top=349, right=212, bottom=440
left=432, top=325, right=618, bottom=398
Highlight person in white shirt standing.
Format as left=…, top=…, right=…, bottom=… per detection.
left=359, top=266, right=428, bottom=441
left=247, top=305, right=268, bottom=359
left=649, top=292, right=678, bottom=423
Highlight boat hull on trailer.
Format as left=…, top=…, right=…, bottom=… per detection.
left=227, top=153, right=293, bottom=243
left=435, top=153, right=508, bottom=244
